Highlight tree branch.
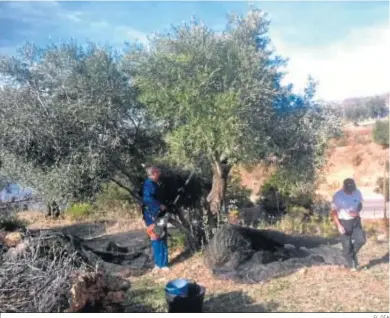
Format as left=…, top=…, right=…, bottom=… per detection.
left=110, top=178, right=142, bottom=204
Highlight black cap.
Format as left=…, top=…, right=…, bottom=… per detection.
left=343, top=178, right=356, bottom=192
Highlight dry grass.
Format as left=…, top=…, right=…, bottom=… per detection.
left=128, top=216, right=389, bottom=312
left=128, top=237, right=389, bottom=312
left=17, top=211, right=79, bottom=230
left=363, top=218, right=389, bottom=240
left=13, top=211, right=389, bottom=312
left=16, top=210, right=145, bottom=235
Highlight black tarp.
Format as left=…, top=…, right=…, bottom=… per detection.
left=205, top=225, right=348, bottom=284
left=2, top=226, right=155, bottom=276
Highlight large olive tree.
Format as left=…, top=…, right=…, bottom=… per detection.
left=125, top=9, right=340, bottom=223
left=0, top=42, right=160, bottom=206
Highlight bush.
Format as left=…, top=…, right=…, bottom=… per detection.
left=270, top=208, right=337, bottom=238
left=258, top=175, right=288, bottom=218
left=257, top=172, right=314, bottom=220
left=95, top=183, right=139, bottom=219
left=226, top=169, right=253, bottom=209
left=66, top=203, right=93, bottom=221
left=0, top=215, right=28, bottom=231
left=96, top=182, right=133, bottom=204
left=168, top=230, right=187, bottom=251
left=373, top=120, right=389, bottom=147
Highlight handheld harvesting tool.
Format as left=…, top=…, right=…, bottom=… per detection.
left=146, top=169, right=196, bottom=240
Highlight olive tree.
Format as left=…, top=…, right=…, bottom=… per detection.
left=0, top=41, right=160, bottom=206
left=125, top=9, right=340, bottom=223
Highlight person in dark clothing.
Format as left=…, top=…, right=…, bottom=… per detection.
left=330, top=178, right=366, bottom=271
left=142, top=166, right=169, bottom=271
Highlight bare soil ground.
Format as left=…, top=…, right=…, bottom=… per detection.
left=237, top=125, right=389, bottom=201
left=127, top=238, right=389, bottom=313
left=18, top=211, right=390, bottom=313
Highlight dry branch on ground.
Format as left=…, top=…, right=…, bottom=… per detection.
left=0, top=229, right=132, bottom=312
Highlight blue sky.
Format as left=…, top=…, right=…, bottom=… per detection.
left=0, top=1, right=388, bottom=100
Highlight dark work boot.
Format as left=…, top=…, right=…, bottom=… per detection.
left=350, top=254, right=360, bottom=271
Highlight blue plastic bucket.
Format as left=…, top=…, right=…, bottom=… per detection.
left=166, top=282, right=206, bottom=312
left=165, top=279, right=189, bottom=297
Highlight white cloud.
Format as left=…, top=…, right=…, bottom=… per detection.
left=114, top=26, right=149, bottom=45
left=270, top=24, right=390, bottom=101
left=84, top=22, right=149, bottom=46
left=64, top=12, right=83, bottom=23
left=90, top=21, right=109, bottom=29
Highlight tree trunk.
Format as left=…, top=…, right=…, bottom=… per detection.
left=206, top=160, right=231, bottom=223
left=46, top=201, right=60, bottom=218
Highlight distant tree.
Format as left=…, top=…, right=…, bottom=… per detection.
left=373, top=119, right=389, bottom=148
left=367, top=96, right=388, bottom=119
left=341, top=94, right=389, bottom=122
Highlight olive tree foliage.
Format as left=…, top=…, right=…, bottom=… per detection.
left=0, top=42, right=161, bottom=206
left=0, top=174, right=10, bottom=190
left=267, top=79, right=341, bottom=197
left=125, top=9, right=340, bottom=219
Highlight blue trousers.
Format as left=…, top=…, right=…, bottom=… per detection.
left=151, top=238, right=168, bottom=268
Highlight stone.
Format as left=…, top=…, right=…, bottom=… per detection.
left=376, top=233, right=388, bottom=242
left=4, top=232, right=23, bottom=247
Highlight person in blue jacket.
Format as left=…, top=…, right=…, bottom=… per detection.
left=142, top=166, right=169, bottom=271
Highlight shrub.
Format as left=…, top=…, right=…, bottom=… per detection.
left=373, top=119, right=389, bottom=147
left=93, top=182, right=140, bottom=219
left=0, top=215, right=28, bottom=231
left=258, top=175, right=288, bottom=218
left=66, top=203, right=93, bottom=221
left=334, top=132, right=348, bottom=147
left=270, top=208, right=337, bottom=238
left=257, top=172, right=314, bottom=220
left=226, top=169, right=253, bottom=209
left=168, top=230, right=187, bottom=251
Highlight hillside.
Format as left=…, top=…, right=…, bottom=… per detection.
left=334, top=93, right=389, bottom=122
left=317, top=124, right=388, bottom=200
left=341, top=93, right=389, bottom=108
left=238, top=123, right=389, bottom=202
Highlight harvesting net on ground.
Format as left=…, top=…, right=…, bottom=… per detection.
left=0, top=227, right=150, bottom=312
left=205, top=225, right=348, bottom=284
